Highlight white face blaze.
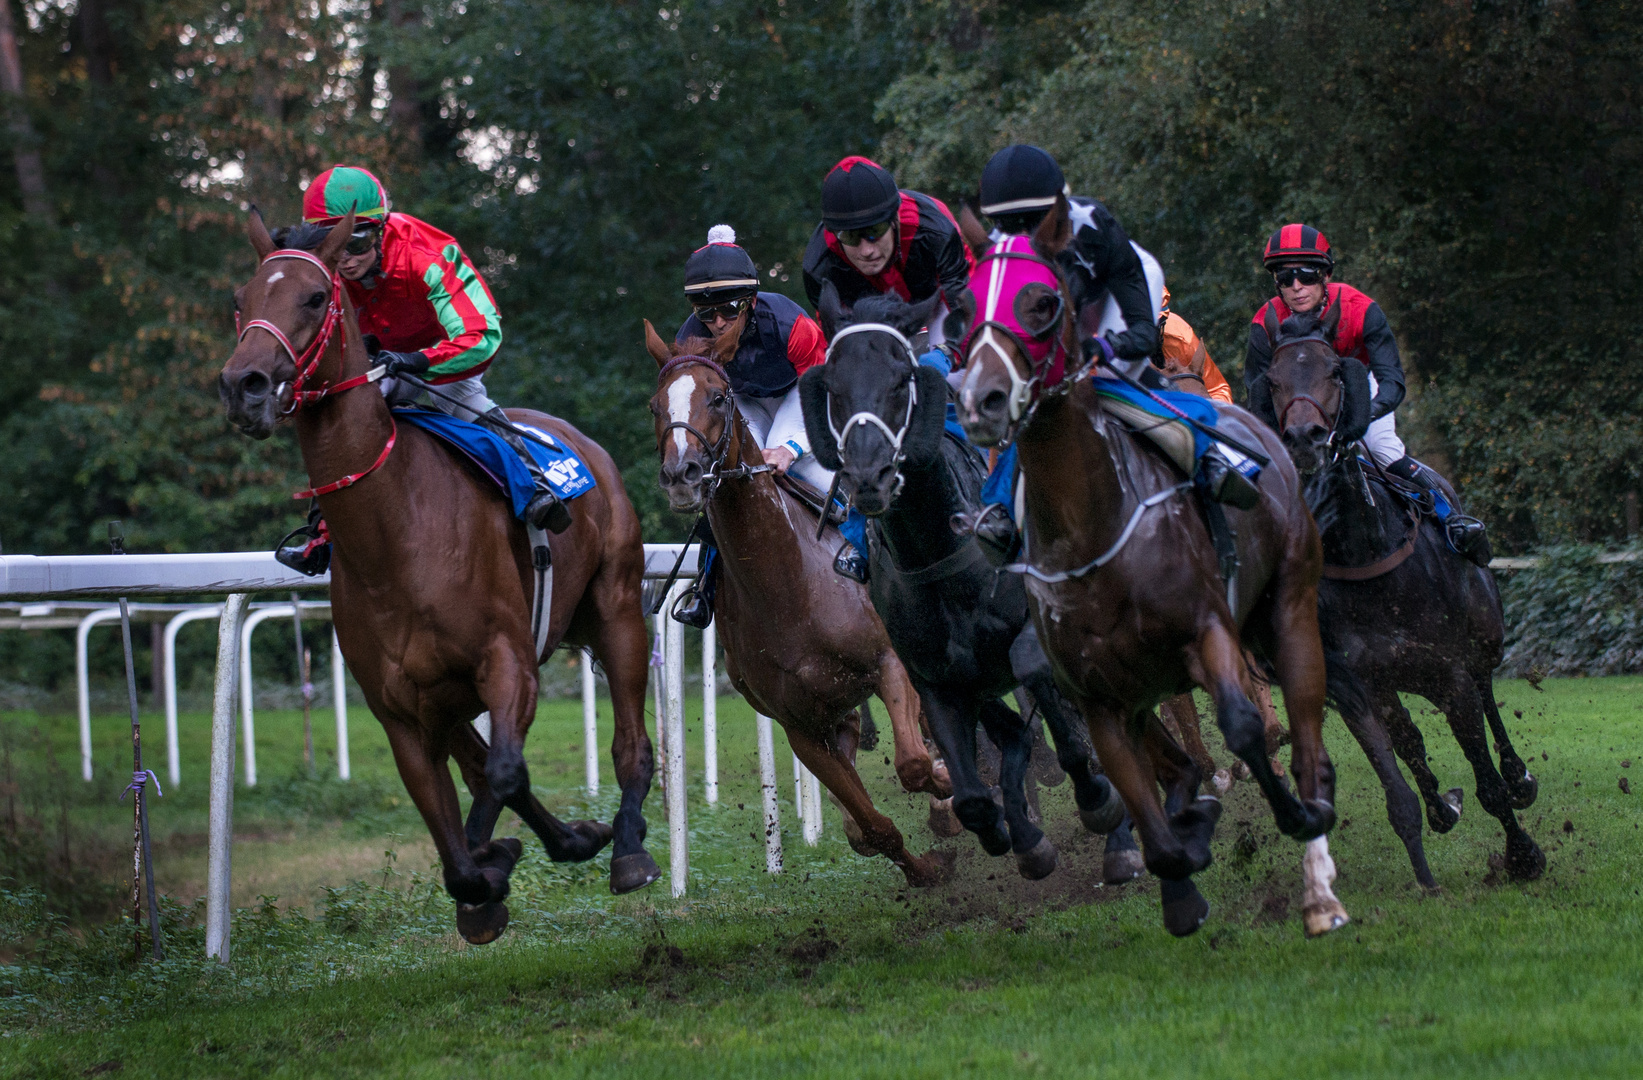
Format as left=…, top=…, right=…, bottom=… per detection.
left=962, top=239, right=1035, bottom=422
left=266, top=270, right=285, bottom=284
left=666, top=372, right=698, bottom=457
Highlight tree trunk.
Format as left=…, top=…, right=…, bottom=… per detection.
left=382, top=0, right=423, bottom=157
left=0, top=0, right=52, bottom=222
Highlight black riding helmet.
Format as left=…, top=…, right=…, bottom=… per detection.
left=980, top=144, right=1068, bottom=234
left=821, top=156, right=901, bottom=232
left=683, top=225, right=760, bottom=308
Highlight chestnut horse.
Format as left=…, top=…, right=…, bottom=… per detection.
left=1254, top=307, right=1543, bottom=886
left=644, top=317, right=953, bottom=887
left=219, top=211, right=657, bottom=944
left=952, top=199, right=1348, bottom=937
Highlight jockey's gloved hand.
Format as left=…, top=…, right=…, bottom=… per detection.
left=380, top=350, right=430, bottom=377
left=1081, top=334, right=1115, bottom=366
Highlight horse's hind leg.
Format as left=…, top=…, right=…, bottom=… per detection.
left=788, top=726, right=952, bottom=887
left=590, top=596, right=660, bottom=894
left=978, top=697, right=1057, bottom=880
left=1158, top=692, right=1222, bottom=791
left=875, top=651, right=947, bottom=796
left=922, top=687, right=1010, bottom=856
left=451, top=722, right=613, bottom=863
left=1336, top=692, right=1438, bottom=889
left=1476, top=675, right=1537, bottom=808
left=1378, top=690, right=1463, bottom=833
left=1012, top=625, right=1122, bottom=833
left=1257, top=583, right=1338, bottom=838
left=1434, top=671, right=1545, bottom=880
left=383, top=718, right=513, bottom=944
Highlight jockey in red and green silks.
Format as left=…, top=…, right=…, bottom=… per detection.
left=276, top=166, right=565, bottom=573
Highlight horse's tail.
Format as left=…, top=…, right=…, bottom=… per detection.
left=1322, top=645, right=1373, bottom=723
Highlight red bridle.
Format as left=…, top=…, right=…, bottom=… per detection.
left=236, top=248, right=396, bottom=500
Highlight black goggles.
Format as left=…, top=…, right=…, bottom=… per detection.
left=692, top=296, right=753, bottom=323
left=1273, top=266, right=1326, bottom=288
left=835, top=220, right=894, bottom=247
left=343, top=224, right=383, bottom=256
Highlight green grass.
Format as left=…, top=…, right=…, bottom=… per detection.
left=1, top=676, right=1640, bottom=1078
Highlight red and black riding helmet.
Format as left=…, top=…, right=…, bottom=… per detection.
left=1262, top=223, right=1335, bottom=271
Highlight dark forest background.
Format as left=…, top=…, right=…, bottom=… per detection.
left=0, top=0, right=1637, bottom=562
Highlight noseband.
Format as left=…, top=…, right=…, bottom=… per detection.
left=656, top=354, right=771, bottom=501
left=962, top=244, right=1070, bottom=424
left=1271, top=337, right=1348, bottom=461
left=824, top=322, right=920, bottom=503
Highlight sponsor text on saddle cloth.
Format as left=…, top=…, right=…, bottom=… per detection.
left=393, top=407, right=596, bottom=512
left=969, top=235, right=1257, bottom=514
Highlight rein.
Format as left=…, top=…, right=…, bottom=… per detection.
left=237, top=248, right=397, bottom=499
left=824, top=323, right=920, bottom=504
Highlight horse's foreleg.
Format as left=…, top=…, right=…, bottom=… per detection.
left=1434, top=671, right=1544, bottom=881
left=1016, top=652, right=1121, bottom=832
left=875, top=651, right=944, bottom=795
left=1259, top=584, right=1337, bottom=839
left=1475, top=674, right=1538, bottom=808
left=592, top=602, right=659, bottom=894
left=383, top=718, right=512, bottom=944
left=788, top=726, right=953, bottom=887
left=921, top=688, right=1009, bottom=856
left=451, top=720, right=613, bottom=863
left=1158, top=692, right=1223, bottom=791
left=449, top=720, right=506, bottom=853
left=977, top=698, right=1055, bottom=879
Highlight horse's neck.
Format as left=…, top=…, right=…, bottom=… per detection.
left=1316, top=457, right=1398, bottom=563
left=1017, top=388, right=1130, bottom=558
left=291, top=298, right=407, bottom=548
left=876, top=447, right=970, bottom=573
left=707, top=408, right=803, bottom=576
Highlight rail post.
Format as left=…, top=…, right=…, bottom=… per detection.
left=663, top=579, right=688, bottom=897
left=756, top=712, right=783, bottom=874
left=331, top=627, right=349, bottom=780
left=206, top=593, right=248, bottom=963
left=702, top=620, right=717, bottom=804
left=582, top=650, right=598, bottom=795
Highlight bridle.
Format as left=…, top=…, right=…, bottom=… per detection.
left=1271, top=334, right=1345, bottom=442
left=655, top=354, right=771, bottom=502
left=823, top=322, right=920, bottom=504
left=962, top=243, right=1070, bottom=424
left=235, top=248, right=396, bottom=500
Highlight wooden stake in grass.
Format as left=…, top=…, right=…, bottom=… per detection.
left=110, top=521, right=164, bottom=962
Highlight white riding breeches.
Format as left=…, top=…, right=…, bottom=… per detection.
left=1363, top=373, right=1405, bottom=466
left=737, top=387, right=835, bottom=492
left=380, top=372, right=498, bottom=421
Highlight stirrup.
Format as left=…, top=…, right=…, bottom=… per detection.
left=957, top=502, right=1021, bottom=569
left=525, top=488, right=572, bottom=534
left=670, top=587, right=713, bottom=629
left=1446, top=516, right=1492, bottom=568
left=1196, top=448, right=1260, bottom=511
left=274, top=521, right=331, bottom=576
left=833, top=543, right=869, bottom=583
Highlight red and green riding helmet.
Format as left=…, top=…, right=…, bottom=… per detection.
left=303, top=165, right=391, bottom=226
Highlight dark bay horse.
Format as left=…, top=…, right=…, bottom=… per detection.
left=952, top=200, right=1348, bottom=937
left=644, top=318, right=953, bottom=887
left=1255, top=307, right=1544, bottom=886
left=798, top=286, right=1125, bottom=881
left=219, top=211, right=657, bottom=943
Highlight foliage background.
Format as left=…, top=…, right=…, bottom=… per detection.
left=1, top=0, right=1640, bottom=687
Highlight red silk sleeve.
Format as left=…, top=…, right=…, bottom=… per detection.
left=787, top=313, right=827, bottom=376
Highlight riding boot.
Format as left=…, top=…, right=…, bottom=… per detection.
left=483, top=407, right=572, bottom=534
left=1385, top=456, right=1491, bottom=567
left=1195, top=447, right=1261, bottom=511
left=833, top=543, right=870, bottom=584
left=671, top=541, right=718, bottom=629
left=274, top=501, right=332, bottom=576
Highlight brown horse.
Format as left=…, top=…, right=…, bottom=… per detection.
left=644, top=317, right=953, bottom=887
left=219, top=211, right=658, bottom=944
left=951, top=199, right=1347, bottom=937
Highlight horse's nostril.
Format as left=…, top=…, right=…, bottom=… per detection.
left=237, top=370, right=271, bottom=401
left=980, top=389, right=1008, bottom=417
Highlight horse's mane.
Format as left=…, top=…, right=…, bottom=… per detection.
left=848, top=292, right=918, bottom=327
left=673, top=334, right=714, bottom=358
left=1278, top=311, right=1326, bottom=341
left=269, top=223, right=331, bottom=251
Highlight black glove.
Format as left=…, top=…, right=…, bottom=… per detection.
left=1081, top=334, right=1115, bottom=365
left=380, top=350, right=430, bottom=377
left=1369, top=399, right=1394, bottom=422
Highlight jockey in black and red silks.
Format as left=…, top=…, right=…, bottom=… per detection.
left=1245, top=224, right=1490, bottom=566
left=668, top=226, right=832, bottom=629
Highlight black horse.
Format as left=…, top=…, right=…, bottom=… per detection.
left=800, top=286, right=1128, bottom=880
left=1254, top=308, right=1544, bottom=886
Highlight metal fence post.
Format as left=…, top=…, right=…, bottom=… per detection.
left=206, top=593, right=248, bottom=962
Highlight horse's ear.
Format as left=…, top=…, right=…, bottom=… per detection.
left=1262, top=303, right=1282, bottom=348
left=817, top=280, right=846, bottom=341
left=711, top=309, right=747, bottom=366
left=315, top=209, right=356, bottom=268
left=942, top=288, right=976, bottom=349
left=643, top=319, right=672, bottom=367
left=797, top=367, right=841, bottom=471
left=248, top=206, right=275, bottom=261
left=958, top=202, right=991, bottom=258
left=1032, top=193, right=1073, bottom=257
left=1319, top=293, right=1342, bottom=342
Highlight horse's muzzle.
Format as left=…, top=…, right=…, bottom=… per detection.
left=219, top=368, right=279, bottom=440
left=658, top=457, right=706, bottom=513
left=1283, top=424, right=1330, bottom=475
left=838, top=460, right=900, bottom=517
left=957, top=388, right=1010, bottom=448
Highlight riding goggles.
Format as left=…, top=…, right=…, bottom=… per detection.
left=692, top=296, right=754, bottom=324
left=835, top=220, right=894, bottom=247
left=343, top=224, right=383, bottom=256
left=1273, top=266, right=1326, bottom=288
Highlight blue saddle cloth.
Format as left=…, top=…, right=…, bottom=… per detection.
left=393, top=407, right=596, bottom=520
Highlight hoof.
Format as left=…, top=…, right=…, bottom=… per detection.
left=1014, top=836, right=1058, bottom=881
left=976, top=826, right=1012, bottom=858
left=1507, top=838, right=1546, bottom=881
left=905, top=847, right=958, bottom=887
left=1507, top=771, right=1538, bottom=810
left=1103, top=848, right=1144, bottom=885
left=1211, top=768, right=1234, bottom=796
left=1303, top=900, right=1350, bottom=938
left=927, top=797, right=965, bottom=839
left=455, top=901, right=509, bottom=944
left=1428, top=789, right=1463, bottom=833
left=1160, top=878, right=1209, bottom=937
left=554, top=820, right=615, bottom=862
left=1077, top=780, right=1126, bottom=834
left=610, top=851, right=662, bottom=895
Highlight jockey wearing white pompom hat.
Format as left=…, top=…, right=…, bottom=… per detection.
left=670, top=225, right=835, bottom=628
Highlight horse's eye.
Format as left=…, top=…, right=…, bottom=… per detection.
left=708, top=392, right=726, bottom=409
left=305, top=291, right=327, bottom=308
